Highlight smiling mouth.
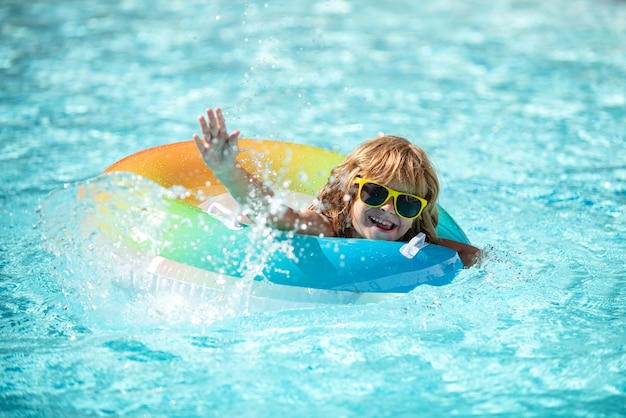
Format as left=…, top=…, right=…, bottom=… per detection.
left=369, top=215, right=396, bottom=231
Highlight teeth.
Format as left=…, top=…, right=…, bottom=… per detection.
left=370, top=216, right=393, bottom=227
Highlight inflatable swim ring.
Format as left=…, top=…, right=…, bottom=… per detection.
left=100, top=139, right=471, bottom=309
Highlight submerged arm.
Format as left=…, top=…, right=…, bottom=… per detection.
left=438, top=238, right=482, bottom=268
left=193, top=107, right=334, bottom=236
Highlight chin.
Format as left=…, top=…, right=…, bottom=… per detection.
left=363, top=228, right=402, bottom=241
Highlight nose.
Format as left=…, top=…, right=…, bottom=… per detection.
left=380, top=196, right=396, bottom=214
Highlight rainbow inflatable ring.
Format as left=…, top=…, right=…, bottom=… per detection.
left=102, top=139, right=471, bottom=310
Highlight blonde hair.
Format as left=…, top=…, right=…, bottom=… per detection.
left=311, top=135, right=440, bottom=243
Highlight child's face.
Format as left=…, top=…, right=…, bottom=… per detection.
left=349, top=179, right=415, bottom=241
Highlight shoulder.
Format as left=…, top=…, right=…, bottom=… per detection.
left=272, top=208, right=336, bottom=237
left=297, top=209, right=336, bottom=237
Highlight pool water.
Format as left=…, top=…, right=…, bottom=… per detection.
left=1, top=0, right=625, bottom=416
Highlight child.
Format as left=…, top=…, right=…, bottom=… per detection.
left=193, top=107, right=481, bottom=267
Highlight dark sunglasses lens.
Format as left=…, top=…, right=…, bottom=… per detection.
left=397, top=195, right=422, bottom=218
left=360, top=183, right=389, bottom=206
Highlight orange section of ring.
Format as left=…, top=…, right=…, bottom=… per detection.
left=104, top=139, right=344, bottom=205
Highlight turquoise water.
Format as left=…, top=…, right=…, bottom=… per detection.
left=2, top=0, right=625, bottom=416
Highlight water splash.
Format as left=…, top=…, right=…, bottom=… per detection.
left=39, top=172, right=297, bottom=329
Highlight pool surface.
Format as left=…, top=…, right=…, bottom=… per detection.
left=1, top=0, right=625, bottom=416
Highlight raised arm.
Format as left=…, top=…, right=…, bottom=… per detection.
left=192, top=108, right=268, bottom=208
left=193, top=107, right=334, bottom=236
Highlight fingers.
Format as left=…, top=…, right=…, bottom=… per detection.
left=206, top=108, right=219, bottom=138
left=194, top=107, right=240, bottom=154
left=192, top=133, right=207, bottom=157
left=198, top=114, right=212, bottom=142
left=199, top=107, right=229, bottom=139
left=215, top=108, right=227, bottom=138
left=226, top=129, right=240, bottom=155
left=198, top=107, right=235, bottom=141
left=197, top=108, right=217, bottom=141
left=192, top=133, right=204, bottom=149
left=228, top=129, right=241, bottom=141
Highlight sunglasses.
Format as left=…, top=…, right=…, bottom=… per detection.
left=354, top=177, right=428, bottom=220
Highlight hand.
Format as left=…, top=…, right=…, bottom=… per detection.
left=193, top=107, right=241, bottom=174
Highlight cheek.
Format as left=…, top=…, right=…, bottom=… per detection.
left=398, top=218, right=414, bottom=235
left=349, top=201, right=369, bottom=233
left=350, top=200, right=365, bottom=219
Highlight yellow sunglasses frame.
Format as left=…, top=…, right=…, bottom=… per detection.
left=354, top=177, right=428, bottom=220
